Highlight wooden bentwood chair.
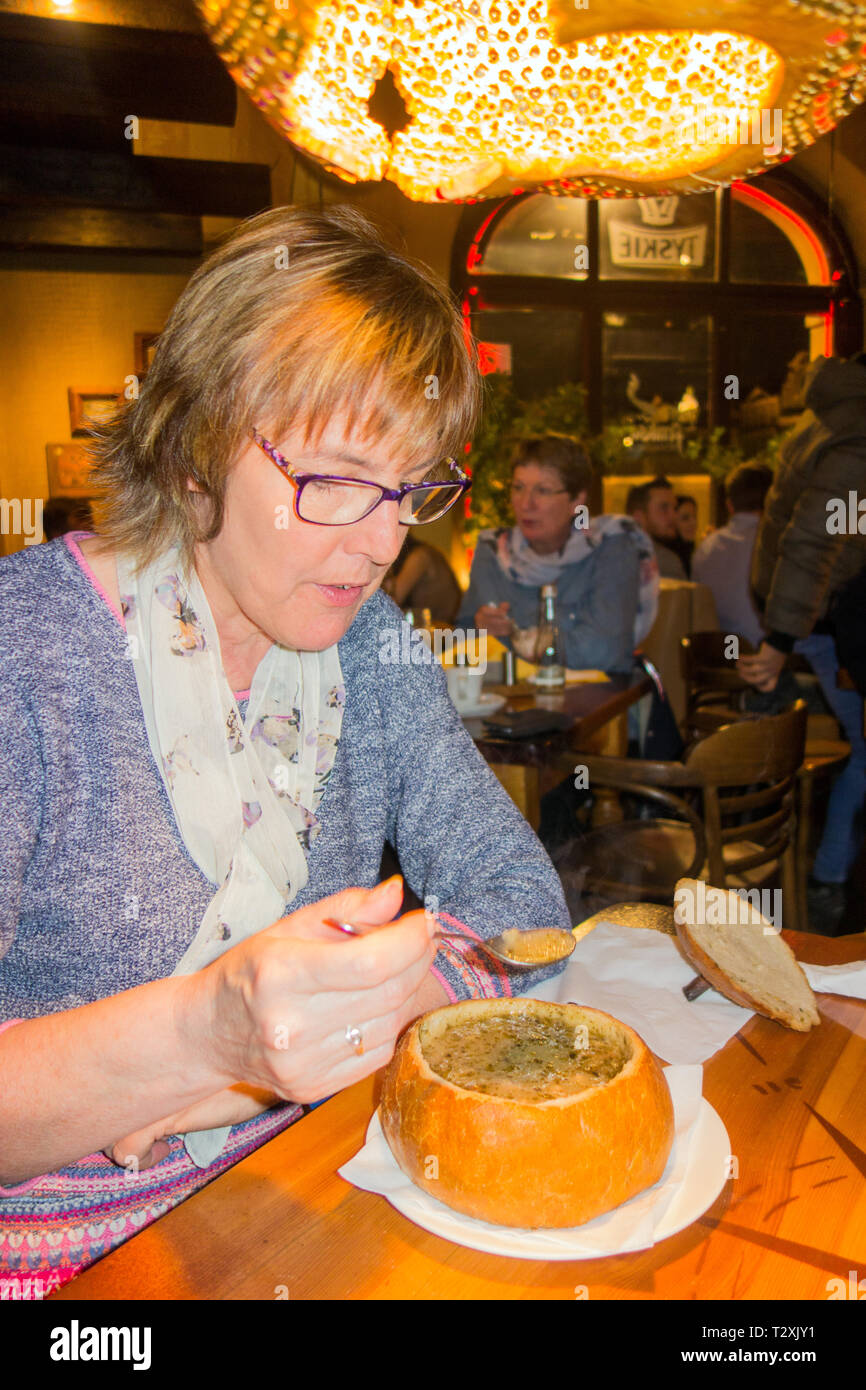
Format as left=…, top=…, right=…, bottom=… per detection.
left=570, top=701, right=808, bottom=932
left=681, top=630, right=756, bottom=737
left=680, top=631, right=851, bottom=924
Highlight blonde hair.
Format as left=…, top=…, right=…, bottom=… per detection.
left=88, top=204, right=481, bottom=568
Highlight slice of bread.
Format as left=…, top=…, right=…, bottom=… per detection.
left=673, top=878, right=820, bottom=1031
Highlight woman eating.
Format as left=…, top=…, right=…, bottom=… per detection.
left=458, top=434, right=659, bottom=673
left=0, top=205, right=570, bottom=1290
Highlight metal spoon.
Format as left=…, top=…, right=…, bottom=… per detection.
left=323, top=918, right=576, bottom=970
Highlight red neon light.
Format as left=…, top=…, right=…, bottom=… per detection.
left=461, top=295, right=473, bottom=355
left=465, top=201, right=506, bottom=274
left=733, top=181, right=834, bottom=353
left=732, top=181, right=830, bottom=284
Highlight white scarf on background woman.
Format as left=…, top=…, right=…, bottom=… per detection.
left=116, top=549, right=345, bottom=1167
left=491, top=515, right=660, bottom=644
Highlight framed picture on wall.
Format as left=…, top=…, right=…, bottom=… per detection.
left=68, top=388, right=123, bottom=436
left=46, top=442, right=95, bottom=498
left=134, top=331, right=160, bottom=377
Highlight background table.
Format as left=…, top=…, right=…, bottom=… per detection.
left=52, top=926, right=866, bottom=1301
left=464, top=671, right=652, bottom=827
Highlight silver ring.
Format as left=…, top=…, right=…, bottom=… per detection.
left=345, top=1024, right=364, bottom=1056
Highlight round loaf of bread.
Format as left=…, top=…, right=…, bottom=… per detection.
left=380, top=998, right=675, bottom=1229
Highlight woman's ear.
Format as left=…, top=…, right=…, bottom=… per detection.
left=573, top=489, right=589, bottom=512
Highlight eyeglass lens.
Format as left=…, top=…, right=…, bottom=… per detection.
left=400, top=483, right=463, bottom=524
left=297, top=478, right=463, bottom=526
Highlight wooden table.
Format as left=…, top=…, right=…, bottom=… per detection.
left=464, top=671, right=652, bottom=827
left=52, top=927, right=866, bottom=1301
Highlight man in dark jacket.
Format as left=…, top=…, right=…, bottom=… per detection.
left=739, top=354, right=866, bottom=929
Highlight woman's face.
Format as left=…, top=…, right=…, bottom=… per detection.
left=195, top=407, right=439, bottom=653
left=676, top=500, right=698, bottom=542
left=511, top=463, right=581, bottom=549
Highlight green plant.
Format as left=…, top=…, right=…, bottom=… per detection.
left=590, top=420, right=644, bottom=475
left=683, top=427, right=746, bottom=481
left=517, top=380, right=588, bottom=437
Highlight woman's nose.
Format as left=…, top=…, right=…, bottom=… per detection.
left=348, top=499, right=404, bottom=565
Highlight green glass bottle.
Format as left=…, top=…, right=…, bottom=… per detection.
left=534, top=583, right=565, bottom=688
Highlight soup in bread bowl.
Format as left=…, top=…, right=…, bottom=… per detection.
left=380, top=997, right=675, bottom=1229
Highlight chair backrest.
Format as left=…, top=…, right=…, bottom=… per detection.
left=681, top=630, right=758, bottom=732
left=682, top=629, right=757, bottom=692
left=684, top=701, right=808, bottom=884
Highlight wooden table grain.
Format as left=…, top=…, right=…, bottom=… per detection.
left=51, top=929, right=866, bottom=1302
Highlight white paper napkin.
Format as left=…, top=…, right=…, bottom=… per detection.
left=527, top=922, right=753, bottom=1064
left=526, top=923, right=866, bottom=1064
left=801, top=959, right=866, bottom=999
left=339, top=1065, right=708, bottom=1257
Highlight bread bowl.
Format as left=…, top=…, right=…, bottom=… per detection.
left=380, top=997, right=675, bottom=1229
left=673, top=878, right=820, bottom=1031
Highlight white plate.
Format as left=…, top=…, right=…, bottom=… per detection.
left=359, top=1099, right=729, bottom=1260
left=456, top=691, right=506, bottom=719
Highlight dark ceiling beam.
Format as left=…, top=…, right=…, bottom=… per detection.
left=0, top=1, right=203, bottom=32
left=0, top=205, right=203, bottom=255
left=0, top=13, right=237, bottom=132
left=0, top=146, right=271, bottom=218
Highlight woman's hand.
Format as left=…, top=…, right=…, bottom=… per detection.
left=104, top=1084, right=279, bottom=1171
left=105, top=887, right=450, bottom=1170
left=738, top=641, right=787, bottom=692
left=179, top=878, right=439, bottom=1107
left=511, top=626, right=538, bottom=661
left=475, top=601, right=514, bottom=639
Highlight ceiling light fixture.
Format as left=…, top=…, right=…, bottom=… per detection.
left=196, top=0, right=866, bottom=201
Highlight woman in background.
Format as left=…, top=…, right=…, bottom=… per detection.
left=458, top=434, right=659, bottom=674
left=383, top=533, right=461, bottom=624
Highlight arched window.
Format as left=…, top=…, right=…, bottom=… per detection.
left=453, top=173, right=860, bottom=444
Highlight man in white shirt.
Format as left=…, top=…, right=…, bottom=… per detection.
left=692, top=463, right=773, bottom=648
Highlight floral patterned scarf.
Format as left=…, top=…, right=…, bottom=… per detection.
left=116, top=548, right=345, bottom=1167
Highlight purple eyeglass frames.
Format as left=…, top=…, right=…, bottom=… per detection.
left=250, top=428, right=471, bottom=527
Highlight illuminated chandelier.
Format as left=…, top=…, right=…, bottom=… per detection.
left=196, top=0, right=866, bottom=201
